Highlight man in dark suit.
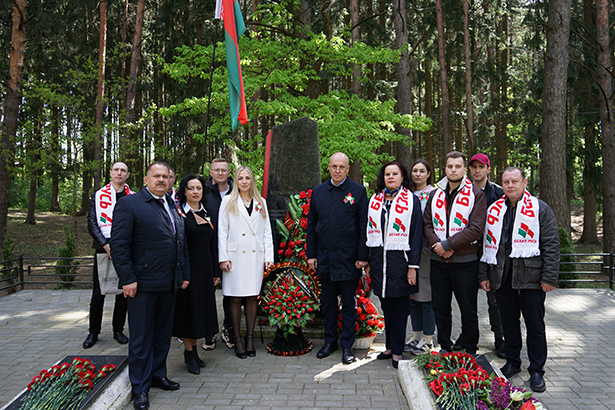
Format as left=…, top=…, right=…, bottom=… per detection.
left=111, top=161, right=190, bottom=410
left=307, top=152, right=368, bottom=364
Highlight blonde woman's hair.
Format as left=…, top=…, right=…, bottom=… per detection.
left=226, top=166, right=267, bottom=218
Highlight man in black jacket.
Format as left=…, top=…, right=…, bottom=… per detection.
left=203, top=157, right=234, bottom=349
left=479, top=167, right=559, bottom=393
left=466, top=153, right=506, bottom=358
left=83, top=161, right=133, bottom=349
left=307, top=152, right=368, bottom=364
left=111, top=161, right=191, bottom=410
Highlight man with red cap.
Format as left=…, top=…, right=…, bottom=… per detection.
left=460, top=153, right=506, bottom=358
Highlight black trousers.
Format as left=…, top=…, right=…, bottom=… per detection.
left=487, top=289, right=504, bottom=340
left=495, top=272, right=547, bottom=375
left=379, top=296, right=410, bottom=356
left=430, top=259, right=479, bottom=353
left=127, top=288, right=176, bottom=394
left=88, top=254, right=127, bottom=335
left=320, top=276, right=359, bottom=348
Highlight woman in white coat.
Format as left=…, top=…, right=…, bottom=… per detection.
left=218, top=166, right=274, bottom=358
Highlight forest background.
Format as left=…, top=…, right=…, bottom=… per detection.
left=0, top=0, right=612, bottom=257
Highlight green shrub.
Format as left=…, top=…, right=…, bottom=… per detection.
left=559, top=227, right=578, bottom=288
left=55, top=226, right=80, bottom=287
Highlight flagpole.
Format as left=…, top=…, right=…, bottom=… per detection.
left=200, top=19, right=219, bottom=175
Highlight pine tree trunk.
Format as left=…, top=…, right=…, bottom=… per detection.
left=435, top=0, right=451, bottom=154
left=49, top=105, right=61, bottom=212
left=26, top=103, right=43, bottom=225
left=394, top=0, right=412, bottom=166
left=578, top=0, right=599, bottom=245
left=540, top=0, right=571, bottom=234
left=94, top=0, right=108, bottom=191
left=463, top=0, right=474, bottom=155
left=123, top=0, right=146, bottom=174
left=0, top=0, right=27, bottom=249
left=597, top=0, right=615, bottom=252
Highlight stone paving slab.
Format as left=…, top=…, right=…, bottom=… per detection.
left=1, top=288, right=615, bottom=409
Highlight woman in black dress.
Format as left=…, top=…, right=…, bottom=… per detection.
left=173, top=174, right=220, bottom=374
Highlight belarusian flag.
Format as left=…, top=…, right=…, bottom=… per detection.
left=216, top=0, right=248, bottom=131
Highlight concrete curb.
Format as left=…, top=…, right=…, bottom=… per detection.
left=89, top=365, right=132, bottom=410
left=398, top=359, right=437, bottom=410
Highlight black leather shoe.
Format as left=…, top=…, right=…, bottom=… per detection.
left=151, top=377, right=180, bottom=391
left=133, top=392, right=149, bottom=410
left=316, top=342, right=338, bottom=358
left=341, top=347, right=356, bottom=364
left=500, top=362, right=521, bottom=379
left=82, top=334, right=98, bottom=349
left=495, top=338, right=506, bottom=359
left=377, top=352, right=392, bottom=360
left=113, top=331, right=129, bottom=344
left=529, top=372, right=546, bottom=392
left=392, top=359, right=399, bottom=369
left=452, top=338, right=464, bottom=351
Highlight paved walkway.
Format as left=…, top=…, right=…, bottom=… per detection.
left=1, top=288, right=614, bottom=409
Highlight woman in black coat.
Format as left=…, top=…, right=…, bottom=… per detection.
left=172, top=174, right=220, bottom=374
left=365, top=162, right=422, bottom=368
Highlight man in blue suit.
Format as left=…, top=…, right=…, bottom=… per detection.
left=111, top=161, right=190, bottom=410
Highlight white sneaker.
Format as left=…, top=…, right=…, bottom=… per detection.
left=410, top=338, right=432, bottom=355
left=403, top=338, right=420, bottom=352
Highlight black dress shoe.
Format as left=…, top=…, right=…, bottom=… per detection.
left=316, top=342, right=338, bottom=358
left=392, top=359, right=399, bottom=369
left=113, top=331, right=129, bottom=344
left=529, top=371, right=546, bottom=392
left=500, top=362, right=521, bottom=379
left=151, top=377, right=180, bottom=391
left=377, top=352, right=392, bottom=360
left=82, top=334, right=98, bottom=349
left=133, top=392, right=149, bottom=410
left=342, top=347, right=356, bottom=364
left=495, top=338, right=506, bottom=359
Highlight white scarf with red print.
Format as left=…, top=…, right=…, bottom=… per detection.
left=366, top=188, right=414, bottom=251
left=95, top=183, right=134, bottom=238
left=431, top=177, right=475, bottom=241
left=481, top=190, right=541, bottom=265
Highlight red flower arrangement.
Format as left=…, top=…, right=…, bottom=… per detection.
left=260, top=262, right=320, bottom=356
left=276, top=190, right=312, bottom=265
left=21, top=357, right=116, bottom=410
left=416, top=351, right=543, bottom=410
left=260, top=262, right=320, bottom=338
left=338, top=275, right=385, bottom=337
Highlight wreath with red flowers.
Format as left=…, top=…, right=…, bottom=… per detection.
left=260, top=262, right=320, bottom=355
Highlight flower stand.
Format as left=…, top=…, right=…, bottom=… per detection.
left=266, top=326, right=313, bottom=356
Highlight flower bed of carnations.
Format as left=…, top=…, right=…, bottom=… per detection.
left=415, top=351, right=542, bottom=410
left=20, top=357, right=116, bottom=410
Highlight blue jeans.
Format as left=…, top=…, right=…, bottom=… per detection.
left=430, top=259, right=479, bottom=353
left=409, top=299, right=435, bottom=336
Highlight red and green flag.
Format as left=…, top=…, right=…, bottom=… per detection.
left=216, top=0, right=248, bottom=131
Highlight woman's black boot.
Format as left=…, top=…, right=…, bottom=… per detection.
left=193, top=345, right=206, bottom=368
left=184, top=349, right=201, bottom=374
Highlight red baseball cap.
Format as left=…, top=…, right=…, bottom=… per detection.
left=469, top=153, right=490, bottom=167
